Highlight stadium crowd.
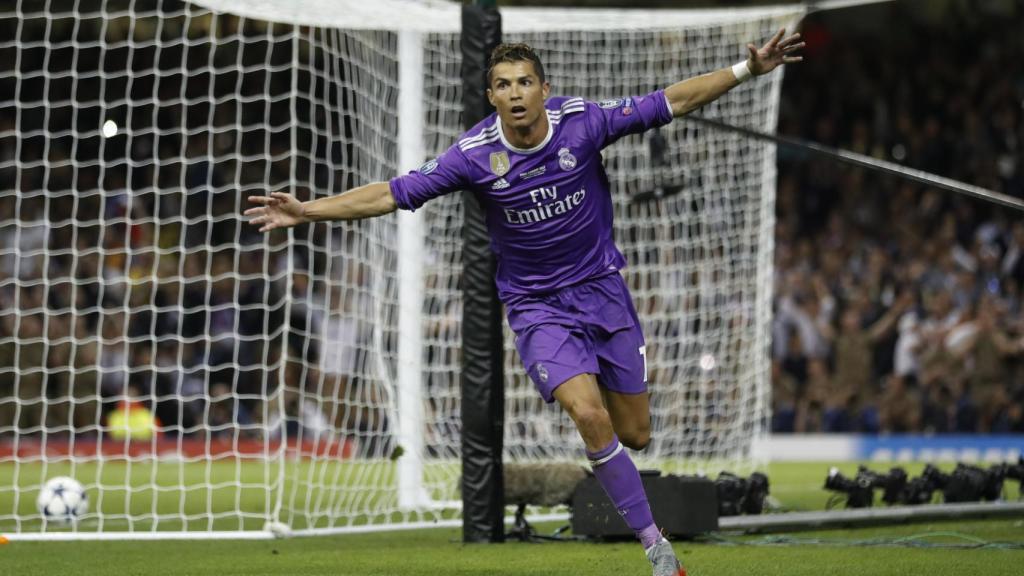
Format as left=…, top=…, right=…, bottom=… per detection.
left=770, top=4, right=1024, bottom=433
left=1, top=2, right=1023, bottom=442
left=0, top=12, right=392, bottom=444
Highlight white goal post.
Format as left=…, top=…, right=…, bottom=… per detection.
left=0, top=0, right=802, bottom=539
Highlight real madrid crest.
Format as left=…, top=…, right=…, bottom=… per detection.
left=536, top=362, right=549, bottom=383
left=557, top=147, right=577, bottom=171
left=489, top=151, right=510, bottom=176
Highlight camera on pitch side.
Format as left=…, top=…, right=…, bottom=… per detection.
left=1003, top=456, right=1024, bottom=483
left=823, top=465, right=899, bottom=508
left=923, top=462, right=1006, bottom=503
left=715, top=471, right=770, bottom=516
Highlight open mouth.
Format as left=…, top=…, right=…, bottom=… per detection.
left=510, top=105, right=527, bottom=119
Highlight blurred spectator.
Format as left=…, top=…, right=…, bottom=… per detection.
left=320, top=286, right=368, bottom=429
left=826, top=290, right=913, bottom=432
left=878, top=375, right=921, bottom=434
left=207, top=381, right=254, bottom=438
left=106, top=384, right=162, bottom=441
left=959, top=298, right=1023, bottom=431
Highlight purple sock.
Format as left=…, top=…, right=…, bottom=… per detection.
left=586, top=435, right=660, bottom=548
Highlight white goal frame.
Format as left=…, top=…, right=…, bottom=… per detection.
left=0, top=0, right=809, bottom=540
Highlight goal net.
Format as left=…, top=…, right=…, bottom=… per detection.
left=0, top=0, right=801, bottom=539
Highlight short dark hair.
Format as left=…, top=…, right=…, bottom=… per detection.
left=487, top=43, right=546, bottom=86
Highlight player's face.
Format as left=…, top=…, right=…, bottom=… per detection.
left=487, top=61, right=550, bottom=132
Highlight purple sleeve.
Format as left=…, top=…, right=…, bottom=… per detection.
left=586, top=89, right=674, bottom=149
left=389, top=145, right=469, bottom=211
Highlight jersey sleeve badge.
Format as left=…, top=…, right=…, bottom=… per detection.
left=419, top=159, right=438, bottom=175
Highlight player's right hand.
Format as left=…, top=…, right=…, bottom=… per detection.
left=245, top=192, right=307, bottom=232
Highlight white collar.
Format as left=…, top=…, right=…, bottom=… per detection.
left=496, top=112, right=552, bottom=154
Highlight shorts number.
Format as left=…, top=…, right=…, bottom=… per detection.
left=639, top=345, right=647, bottom=384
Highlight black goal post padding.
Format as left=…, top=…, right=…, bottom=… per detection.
left=460, top=1, right=504, bottom=544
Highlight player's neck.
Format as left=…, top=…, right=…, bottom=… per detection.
left=501, top=114, right=550, bottom=150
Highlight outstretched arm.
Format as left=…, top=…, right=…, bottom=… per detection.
left=245, top=182, right=397, bottom=232
left=665, top=28, right=803, bottom=117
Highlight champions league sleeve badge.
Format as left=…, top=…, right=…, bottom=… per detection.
left=419, top=159, right=438, bottom=175
left=557, top=147, right=577, bottom=171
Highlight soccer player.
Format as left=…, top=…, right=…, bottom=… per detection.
left=247, top=29, right=802, bottom=576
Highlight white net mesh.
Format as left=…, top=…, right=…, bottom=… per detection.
left=0, top=0, right=800, bottom=538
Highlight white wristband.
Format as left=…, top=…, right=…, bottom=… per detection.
left=731, top=60, right=753, bottom=83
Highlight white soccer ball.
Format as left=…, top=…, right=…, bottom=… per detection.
left=36, top=476, right=89, bottom=524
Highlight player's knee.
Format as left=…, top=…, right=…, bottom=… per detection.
left=620, top=428, right=651, bottom=451
left=621, top=435, right=650, bottom=451
left=576, top=405, right=613, bottom=430
left=569, top=404, right=613, bottom=438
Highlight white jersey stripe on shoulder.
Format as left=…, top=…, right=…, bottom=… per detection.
left=465, top=125, right=498, bottom=141
left=460, top=127, right=497, bottom=144
left=460, top=134, right=500, bottom=152
left=464, top=123, right=498, bottom=137
left=461, top=136, right=500, bottom=152
left=552, top=104, right=585, bottom=115
left=458, top=126, right=499, bottom=149
left=549, top=104, right=584, bottom=116
left=462, top=130, right=497, bottom=147
left=459, top=137, right=497, bottom=152
left=547, top=106, right=584, bottom=122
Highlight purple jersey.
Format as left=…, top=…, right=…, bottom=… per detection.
left=389, top=91, right=673, bottom=299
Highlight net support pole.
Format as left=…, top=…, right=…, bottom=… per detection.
left=460, top=2, right=504, bottom=543
left=397, top=28, right=430, bottom=510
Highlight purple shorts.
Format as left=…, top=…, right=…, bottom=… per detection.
left=505, top=272, right=647, bottom=403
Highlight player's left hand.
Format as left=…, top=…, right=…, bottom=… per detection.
left=747, top=28, right=804, bottom=75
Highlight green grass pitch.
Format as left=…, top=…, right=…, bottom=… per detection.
left=2, top=461, right=1022, bottom=575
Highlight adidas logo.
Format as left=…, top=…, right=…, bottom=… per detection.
left=491, top=178, right=510, bottom=190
